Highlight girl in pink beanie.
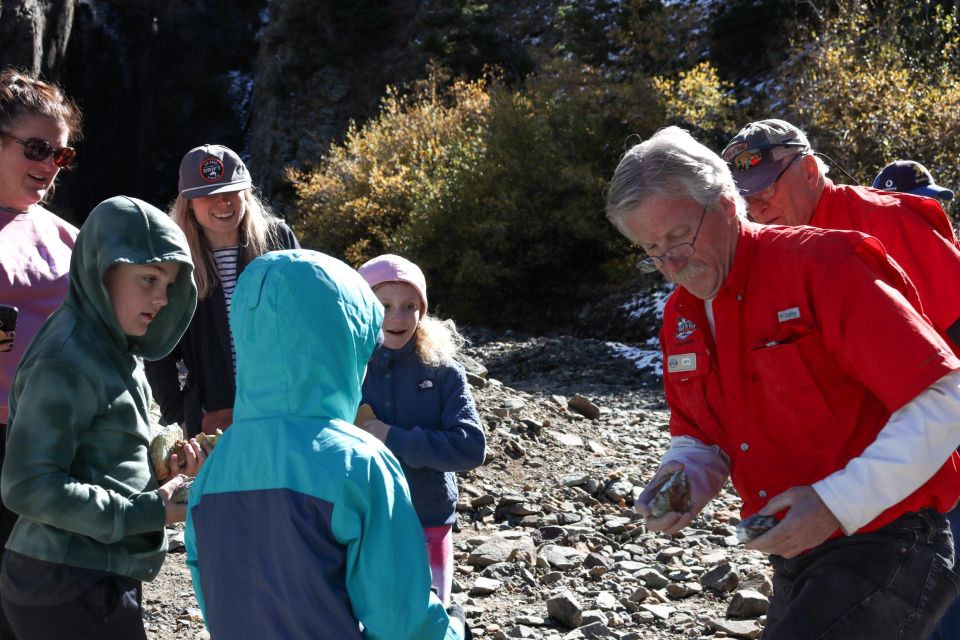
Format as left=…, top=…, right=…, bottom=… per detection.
left=357, top=254, right=486, bottom=605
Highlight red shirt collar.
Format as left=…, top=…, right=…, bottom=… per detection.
left=808, top=178, right=837, bottom=227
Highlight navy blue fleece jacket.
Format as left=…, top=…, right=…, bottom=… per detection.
left=362, top=341, right=485, bottom=527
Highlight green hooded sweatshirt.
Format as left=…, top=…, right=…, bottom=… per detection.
left=2, top=196, right=196, bottom=582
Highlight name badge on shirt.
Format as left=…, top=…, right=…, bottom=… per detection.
left=777, top=307, right=801, bottom=322
left=667, top=353, right=697, bottom=373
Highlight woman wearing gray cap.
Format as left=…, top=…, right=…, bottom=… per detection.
left=145, top=144, right=299, bottom=438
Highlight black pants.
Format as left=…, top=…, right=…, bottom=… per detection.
left=763, top=510, right=960, bottom=640
left=1, top=574, right=145, bottom=640
left=0, top=424, right=16, bottom=640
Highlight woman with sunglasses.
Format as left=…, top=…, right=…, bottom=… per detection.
left=145, top=145, right=299, bottom=439
left=0, top=67, right=82, bottom=639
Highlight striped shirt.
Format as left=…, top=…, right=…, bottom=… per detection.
left=213, top=246, right=239, bottom=374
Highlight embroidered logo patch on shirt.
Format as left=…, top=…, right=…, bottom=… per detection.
left=675, top=317, right=697, bottom=341
left=777, top=307, right=801, bottom=322
left=667, top=353, right=697, bottom=373
left=418, top=379, right=434, bottom=390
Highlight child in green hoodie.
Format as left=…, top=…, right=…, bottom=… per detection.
left=0, top=196, right=203, bottom=639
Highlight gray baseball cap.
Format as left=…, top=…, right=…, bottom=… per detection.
left=722, top=119, right=811, bottom=196
left=178, top=144, right=252, bottom=198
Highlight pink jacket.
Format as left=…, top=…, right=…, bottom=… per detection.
left=0, top=205, right=77, bottom=424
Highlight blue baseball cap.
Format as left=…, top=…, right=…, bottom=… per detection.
left=873, top=160, right=953, bottom=201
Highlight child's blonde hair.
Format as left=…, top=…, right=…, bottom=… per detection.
left=171, top=188, right=282, bottom=299
left=414, top=314, right=467, bottom=367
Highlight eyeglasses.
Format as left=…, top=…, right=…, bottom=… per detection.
left=635, top=204, right=707, bottom=274
left=725, top=142, right=808, bottom=174
left=2, top=134, right=76, bottom=168
left=747, top=152, right=802, bottom=201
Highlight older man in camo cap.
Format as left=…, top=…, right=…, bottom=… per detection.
left=722, top=118, right=960, bottom=346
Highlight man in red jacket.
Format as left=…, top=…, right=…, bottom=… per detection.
left=722, top=119, right=960, bottom=346
left=725, top=120, right=960, bottom=640
left=606, top=126, right=960, bottom=639
left=871, top=157, right=958, bottom=640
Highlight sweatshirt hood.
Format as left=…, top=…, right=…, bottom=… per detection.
left=230, top=250, right=383, bottom=422
left=67, top=196, right=197, bottom=359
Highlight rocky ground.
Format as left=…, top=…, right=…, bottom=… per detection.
left=144, top=330, right=772, bottom=640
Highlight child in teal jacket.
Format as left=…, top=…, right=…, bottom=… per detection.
left=1, top=196, right=203, bottom=639
left=185, top=250, right=467, bottom=640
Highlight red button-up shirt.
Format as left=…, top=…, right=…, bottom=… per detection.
left=660, top=220, right=960, bottom=533
left=811, top=180, right=960, bottom=335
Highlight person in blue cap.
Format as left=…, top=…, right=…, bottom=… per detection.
left=873, top=160, right=954, bottom=202
left=875, top=160, right=959, bottom=640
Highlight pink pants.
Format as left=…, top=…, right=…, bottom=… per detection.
left=423, top=524, right=453, bottom=606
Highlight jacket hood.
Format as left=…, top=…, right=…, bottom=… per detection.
left=231, top=250, right=383, bottom=421
left=67, top=196, right=197, bottom=359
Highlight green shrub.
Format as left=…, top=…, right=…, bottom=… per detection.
left=290, top=63, right=647, bottom=328
left=773, top=2, right=960, bottom=200
left=289, top=70, right=490, bottom=267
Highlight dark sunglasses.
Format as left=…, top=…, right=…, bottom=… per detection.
left=3, top=134, right=76, bottom=168
left=725, top=142, right=807, bottom=174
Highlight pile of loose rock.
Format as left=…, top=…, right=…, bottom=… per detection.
left=144, top=331, right=773, bottom=640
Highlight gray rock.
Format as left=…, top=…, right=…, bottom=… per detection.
left=583, top=552, right=613, bottom=570
left=562, top=474, right=590, bottom=487
left=580, top=609, right=607, bottom=626
left=637, top=568, right=669, bottom=589
left=539, top=544, right=587, bottom=570
left=574, top=621, right=611, bottom=637
left=710, top=618, right=762, bottom=639
left=594, top=591, right=619, bottom=611
left=727, top=589, right=769, bottom=619
left=700, top=562, right=740, bottom=593
left=471, top=576, right=502, bottom=596
left=638, top=603, right=674, bottom=620
left=547, top=590, right=583, bottom=629
left=568, top=394, right=601, bottom=420
left=468, top=533, right=537, bottom=567
left=604, top=481, right=634, bottom=503
left=549, top=430, right=585, bottom=447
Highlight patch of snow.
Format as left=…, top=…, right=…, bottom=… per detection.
left=226, top=70, right=255, bottom=128
left=620, top=283, right=673, bottom=321
left=606, top=341, right=662, bottom=376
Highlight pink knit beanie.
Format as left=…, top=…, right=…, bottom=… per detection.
left=357, top=254, right=428, bottom=314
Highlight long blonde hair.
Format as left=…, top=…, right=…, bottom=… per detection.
left=171, top=188, right=282, bottom=299
left=414, top=314, right=467, bottom=367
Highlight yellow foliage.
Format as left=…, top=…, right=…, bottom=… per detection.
left=777, top=4, right=960, bottom=197
left=288, top=71, right=491, bottom=264
left=652, top=62, right=737, bottom=134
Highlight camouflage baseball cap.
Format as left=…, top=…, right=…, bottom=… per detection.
left=722, top=120, right=811, bottom=196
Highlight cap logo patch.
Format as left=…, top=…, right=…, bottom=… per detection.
left=675, top=317, right=697, bottom=341
left=200, top=157, right=225, bottom=183
left=722, top=141, right=749, bottom=162
left=912, top=163, right=930, bottom=186
left=883, top=178, right=895, bottom=189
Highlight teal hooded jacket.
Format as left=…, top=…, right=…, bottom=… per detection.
left=185, top=250, right=464, bottom=640
left=2, top=196, right=196, bottom=582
